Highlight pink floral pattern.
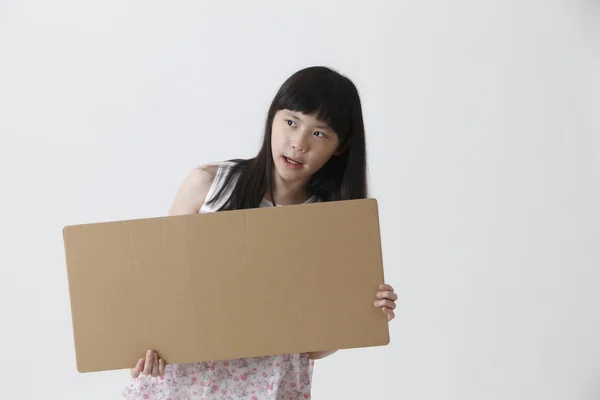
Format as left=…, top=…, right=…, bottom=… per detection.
left=121, top=353, right=314, bottom=400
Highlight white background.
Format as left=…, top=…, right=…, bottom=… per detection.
left=1, top=1, right=599, bottom=399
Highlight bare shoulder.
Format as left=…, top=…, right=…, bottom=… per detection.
left=168, top=164, right=219, bottom=216
left=189, top=164, right=219, bottom=185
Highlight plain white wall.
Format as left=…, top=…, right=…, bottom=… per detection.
left=1, top=0, right=599, bottom=399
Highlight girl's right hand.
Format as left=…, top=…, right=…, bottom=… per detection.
left=130, top=349, right=166, bottom=378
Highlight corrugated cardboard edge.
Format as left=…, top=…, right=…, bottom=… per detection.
left=370, top=199, right=391, bottom=346
left=62, top=225, right=85, bottom=373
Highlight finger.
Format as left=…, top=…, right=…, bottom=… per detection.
left=143, top=350, right=154, bottom=375
left=151, top=352, right=159, bottom=377
left=379, top=284, right=394, bottom=292
left=374, top=299, right=396, bottom=310
left=383, top=307, right=396, bottom=321
left=377, top=291, right=398, bottom=301
left=159, top=359, right=166, bottom=377
left=131, top=358, right=144, bottom=378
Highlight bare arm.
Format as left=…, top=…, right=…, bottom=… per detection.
left=168, top=165, right=218, bottom=216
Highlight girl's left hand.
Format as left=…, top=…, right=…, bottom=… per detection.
left=375, top=284, right=397, bottom=321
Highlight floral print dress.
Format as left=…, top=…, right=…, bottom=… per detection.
left=121, top=354, right=314, bottom=400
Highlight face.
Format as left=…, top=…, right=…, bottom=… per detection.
left=271, top=109, right=342, bottom=184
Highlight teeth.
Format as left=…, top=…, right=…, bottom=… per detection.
left=286, top=157, right=300, bottom=165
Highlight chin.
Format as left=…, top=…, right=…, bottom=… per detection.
left=276, top=168, right=305, bottom=182
left=273, top=161, right=308, bottom=182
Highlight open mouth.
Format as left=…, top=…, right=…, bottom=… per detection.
left=282, top=156, right=304, bottom=167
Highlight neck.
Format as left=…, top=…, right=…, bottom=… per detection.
left=267, top=170, right=310, bottom=206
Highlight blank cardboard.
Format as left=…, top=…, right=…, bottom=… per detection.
left=62, top=198, right=389, bottom=373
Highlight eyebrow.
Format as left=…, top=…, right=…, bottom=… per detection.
left=285, top=111, right=331, bottom=130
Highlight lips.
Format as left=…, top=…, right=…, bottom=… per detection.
left=282, top=156, right=304, bottom=168
left=284, top=156, right=302, bottom=165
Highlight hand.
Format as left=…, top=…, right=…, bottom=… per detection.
left=375, top=284, right=397, bottom=321
left=130, top=349, right=166, bottom=378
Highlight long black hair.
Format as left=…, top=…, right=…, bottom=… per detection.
left=207, top=66, right=367, bottom=211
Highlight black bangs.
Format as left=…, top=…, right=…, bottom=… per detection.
left=272, top=66, right=354, bottom=143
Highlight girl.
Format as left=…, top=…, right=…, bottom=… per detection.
left=122, top=66, right=398, bottom=400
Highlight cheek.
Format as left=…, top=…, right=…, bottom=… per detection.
left=271, top=130, right=283, bottom=151
left=310, top=146, right=337, bottom=168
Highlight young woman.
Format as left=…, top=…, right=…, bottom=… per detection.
left=122, top=66, right=398, bottom=400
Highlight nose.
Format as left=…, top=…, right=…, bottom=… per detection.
left=291, top=131, right=309, bottom=153
left=292, top=142, right=305, bottom=153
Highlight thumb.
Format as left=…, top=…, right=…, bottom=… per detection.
left=131, top=358, right=144, bottom=378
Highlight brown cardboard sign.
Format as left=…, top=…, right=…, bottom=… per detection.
left=63, top=198, right=389, bottom=373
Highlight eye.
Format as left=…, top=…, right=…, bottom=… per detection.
left=313, top=131, right=326, bottom=138
left=286, top=120, right=296, bottom=127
